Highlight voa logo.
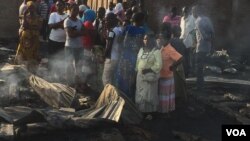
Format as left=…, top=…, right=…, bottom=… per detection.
left=226, top=129, right=246, bottom=136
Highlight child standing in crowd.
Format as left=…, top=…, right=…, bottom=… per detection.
left=135, top=33, right=162, bottom=120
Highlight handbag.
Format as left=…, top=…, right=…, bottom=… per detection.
left=141, top=48, right=159, bottom=82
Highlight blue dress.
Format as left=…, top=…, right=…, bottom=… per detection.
left=116, top=25, right=145, bottom=100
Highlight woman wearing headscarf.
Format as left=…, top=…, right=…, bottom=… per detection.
left=15, top=1, right=43, bottom=68
left=135, top=33, right=162, bottom=120
left=78, top=4, right=88, bottom=21
left=114, top=2, right=125, bottom=23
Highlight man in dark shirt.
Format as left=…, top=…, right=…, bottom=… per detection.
left=102, top=13, right=122, bottom=86
left=169, top=26, right=188, bottom=103
left=170, top=26, right=188, bottom=76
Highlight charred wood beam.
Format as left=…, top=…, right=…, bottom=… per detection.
left=186, top=76, right=250, bottom=88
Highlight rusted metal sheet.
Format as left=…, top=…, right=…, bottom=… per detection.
left=0, top=85, right=142, bottom=137
left=29, top=75, right=76, bottom=108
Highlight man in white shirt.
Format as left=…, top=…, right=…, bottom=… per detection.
left=180, top=6, right=196, bottom=77
left=48, top=1, right=68, bottom=79
left=48, top=1, right=68, bottom=57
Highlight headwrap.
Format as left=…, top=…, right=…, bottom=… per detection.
left=83, top=9, right=96, bottom=22
left=79, top=5, right=88, bottom=12
left=114, top=3, right=123, bottom=14
left=27, top=1, right=35, bottom=8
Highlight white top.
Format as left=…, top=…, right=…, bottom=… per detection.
left=111, top=26, right=122, bottom=61
left=180, top=14, right=196, bottom=48
left=48, top=12, right=68, bottom=42
left=114, top=3, right=123, bottom=14
left=64, top=17, right=83, bottom=48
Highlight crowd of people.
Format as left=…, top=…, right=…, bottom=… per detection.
left=16, top=0, right=214, bottom=120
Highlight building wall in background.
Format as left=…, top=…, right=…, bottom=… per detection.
left=0, top=0, right=21, bottom=39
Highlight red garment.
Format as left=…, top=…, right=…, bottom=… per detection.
left=82, top=21, right=94, bottom=50
left=50, top=4, right=56, bottom=14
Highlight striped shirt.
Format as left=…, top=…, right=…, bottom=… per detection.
left=39, top=1, right=48, bottom=20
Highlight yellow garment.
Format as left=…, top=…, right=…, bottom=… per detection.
left=27, top=1, right=35, bottom=7
left=136, top=48, right=162, bottom=73
left=15, top=14, right=42, bottom=64
left=135, top=48, right=162, bottom=112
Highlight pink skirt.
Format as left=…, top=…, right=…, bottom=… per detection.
left=158, top=77, right=175, bottom=113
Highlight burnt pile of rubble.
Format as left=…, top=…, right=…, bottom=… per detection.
left=205, top=50, right=248, bottom=76
left=0, top=63, right=152, bottom=141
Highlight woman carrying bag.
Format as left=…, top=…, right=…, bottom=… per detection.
left=135, top=33, right=162, bottom=120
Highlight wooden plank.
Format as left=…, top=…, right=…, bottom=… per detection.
left=186, top=76, right=250, bottom=87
